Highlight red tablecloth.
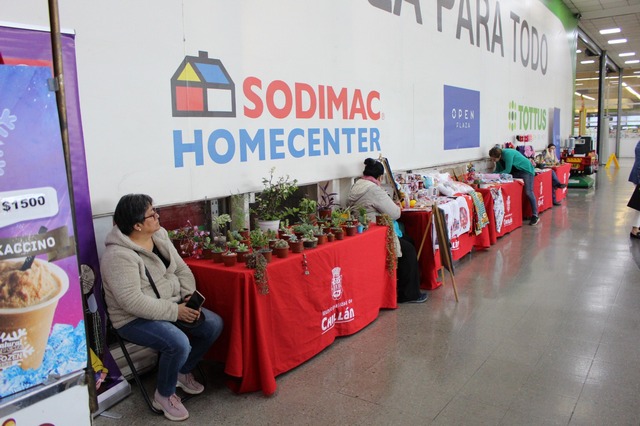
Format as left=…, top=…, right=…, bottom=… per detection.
left=522, top=171, right=553, bottom=218
left=185, top=225, right=396, bottom=395
left=552, top=163, right=571, bottom=202
left=400, top=196, right=480, bottom=290
left=476, top=181, right=523, bottom=240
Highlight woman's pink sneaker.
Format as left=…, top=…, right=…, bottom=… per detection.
left=177, top=372, right=204, bottom=395
left=152, top=390, right=189, bottom=421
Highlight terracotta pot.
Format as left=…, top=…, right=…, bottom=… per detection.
left=274, top=247, right=289, bottom=259
left=332, top=229, right=344, bottom=240
left=344, top=225, right=357, bottom=236
left=327, top=233, right=335, bottom=242
left=315, top=234, right=328, bottom=245
left=239, top=229, right=250, bottom=240
left=289, top=240, right=304, bottom=253
left=211, top=251, right=224, bottom=263
left=236, top=250, right=249, bottom=263
left=201, top=249, right=214, bottom=260
left=260, top=249, right=273, bottom=263
left=303, top=239, right=317, bottom=249
left=318, top=208, right=332, bottom=219
left=268, top=239, right=277, bottom=249
left=222, top=253, right=237, bottom=267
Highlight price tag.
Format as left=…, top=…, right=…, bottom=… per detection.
left=0, top=187, right=59, bottom=228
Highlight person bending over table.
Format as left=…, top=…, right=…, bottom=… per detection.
left=347, top=158, right=428, bottom=303
left=101, top=194, right=223, bottom=421
left=490, top=146, right=542, bottom=225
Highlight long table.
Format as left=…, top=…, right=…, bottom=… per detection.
left=185, top=225, right=396, bottom=395
left=401, top=196, right=484, bottom=291
left=552, top=163, right=571, bottom=202
left=476, top=180, right=524, bottom=244
left=522, top=171, right=553, bottom=218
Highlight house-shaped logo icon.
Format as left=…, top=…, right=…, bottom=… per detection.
left=171, top=51, right=235, bottom=117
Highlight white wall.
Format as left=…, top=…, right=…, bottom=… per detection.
left=0, top=0, right=576, bottom=215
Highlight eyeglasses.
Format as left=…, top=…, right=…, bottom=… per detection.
left=143, top=208, right=159, bottom=221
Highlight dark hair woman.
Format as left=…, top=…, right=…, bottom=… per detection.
left=101, top=194, right=223, bottom=421
left=347, top=159, right=428, bottom=303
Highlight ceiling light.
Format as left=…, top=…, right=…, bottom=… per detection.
left=576, top=93, right=595, bottom=101
left=625, top=60, right=640, bottom=64
left=608, top=39, right=627, bottom=44
left=619, top=52, right=635, bottom=57
left=580, top=60, right=595, bottom=64
left=599, top=28, right=621, bottom=35
left=576, top=49, right=582, bottom=53
left=624, top=85, right=640, bottom=101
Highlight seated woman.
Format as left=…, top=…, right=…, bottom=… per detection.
left=347, top=158, right=428, bottom=303
left=101, top=194, right=223, bottom=421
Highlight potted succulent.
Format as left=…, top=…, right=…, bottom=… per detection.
left=273, top=239, right=290, bottom=259
left=227, top=239, right=240, bottom=252
left=288, top=235, right=304, bottom=253
left=318, top=181, right=338, bottom=219
left=302, top=230, right=318, bottom=249
left=200, top=236, right=215, bottom=259
left=235, top=242, right=250, bottom=263
left=210, top=245, right=226, bottom=263
left=313, top=226, right=327, bottom=245
left=292, top=223, right=314, bottom=239
left=222, top=251, right=238, bottom=267
left=326, top=231, right=335, bottom=242
left=251, top=167, right=298, bottom=232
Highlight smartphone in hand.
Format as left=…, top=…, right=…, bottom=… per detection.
left=185, top=290, right=205, bottom=310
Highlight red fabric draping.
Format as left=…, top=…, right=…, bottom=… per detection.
left=522, top=171, right=553, bottom=218
left=185, top=225, right=396, bottom=395
left=552, top=163, right=571, bottom=202
left=400, top=196, right=481, bottom=290
left=476, top=181, right=524, bottom=239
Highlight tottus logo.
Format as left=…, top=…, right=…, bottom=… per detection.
left=508, top=100, right=547, bottom=132
left=170, top=52, right=383, bottom=166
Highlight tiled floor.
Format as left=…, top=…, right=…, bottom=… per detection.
left=93, top=160, right=640, bottom=425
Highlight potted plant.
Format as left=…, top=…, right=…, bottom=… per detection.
left=273, top=239, right=290, bottom=259
left=292, top=223, right=314, bottom=239
left=288, top=235, right=304, bottom=253
left=356, top=206, right=369, bottom=232
left=227, top=239, right=240, bottom=252
left=200, top=236, right=215, bottom=259
left=250, top=229, right=269, bottom=251
left=326, top=231, right=335, bottom=242
left=210, top=245, right=226, bottom=263
left=168, top=221, right=205, bottom=258
left=235, top=242, right=250, bottom=263
left=302, top=230, right=318, bottom=249
left=222, top=251, right=238, bottom=267
left=251, top=167, right=298, bottom=232
left=297, top=197, right=318, bottom=224
left=318, top=181, right=338, bottom=219
left=313, top=226, right=327, bottom=245
left=211, top=214, right=232, bottom=247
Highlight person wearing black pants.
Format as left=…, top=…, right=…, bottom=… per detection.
left=347, top=158, right=428, bottom=304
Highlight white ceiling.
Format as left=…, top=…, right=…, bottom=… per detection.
left=561, top=0, right=640, bottom=111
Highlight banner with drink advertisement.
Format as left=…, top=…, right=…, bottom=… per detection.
left=0, top=65, right=86, bottom=397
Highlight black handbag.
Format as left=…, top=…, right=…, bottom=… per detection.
left=143, top=266, right=205, bottom=330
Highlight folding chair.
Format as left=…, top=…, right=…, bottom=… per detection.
left=106, top=316, right=206, bottom=415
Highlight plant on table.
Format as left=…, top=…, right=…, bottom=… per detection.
left=249, top=228, right=269, bottom=251
left=377, top=213, right=397, bottom=274
left=318, top=181, right=338, bottom=219
left=251, top=167, right=299, bottom=222
left=297, top=197, right=318, bottom=224
left=245, top=251, right=269, bottom=294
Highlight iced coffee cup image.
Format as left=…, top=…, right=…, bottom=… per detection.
left=0, top=258, right=69, bottom=371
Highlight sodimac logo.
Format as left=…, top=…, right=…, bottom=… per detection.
left=169, top=52, right=384, bottom=167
